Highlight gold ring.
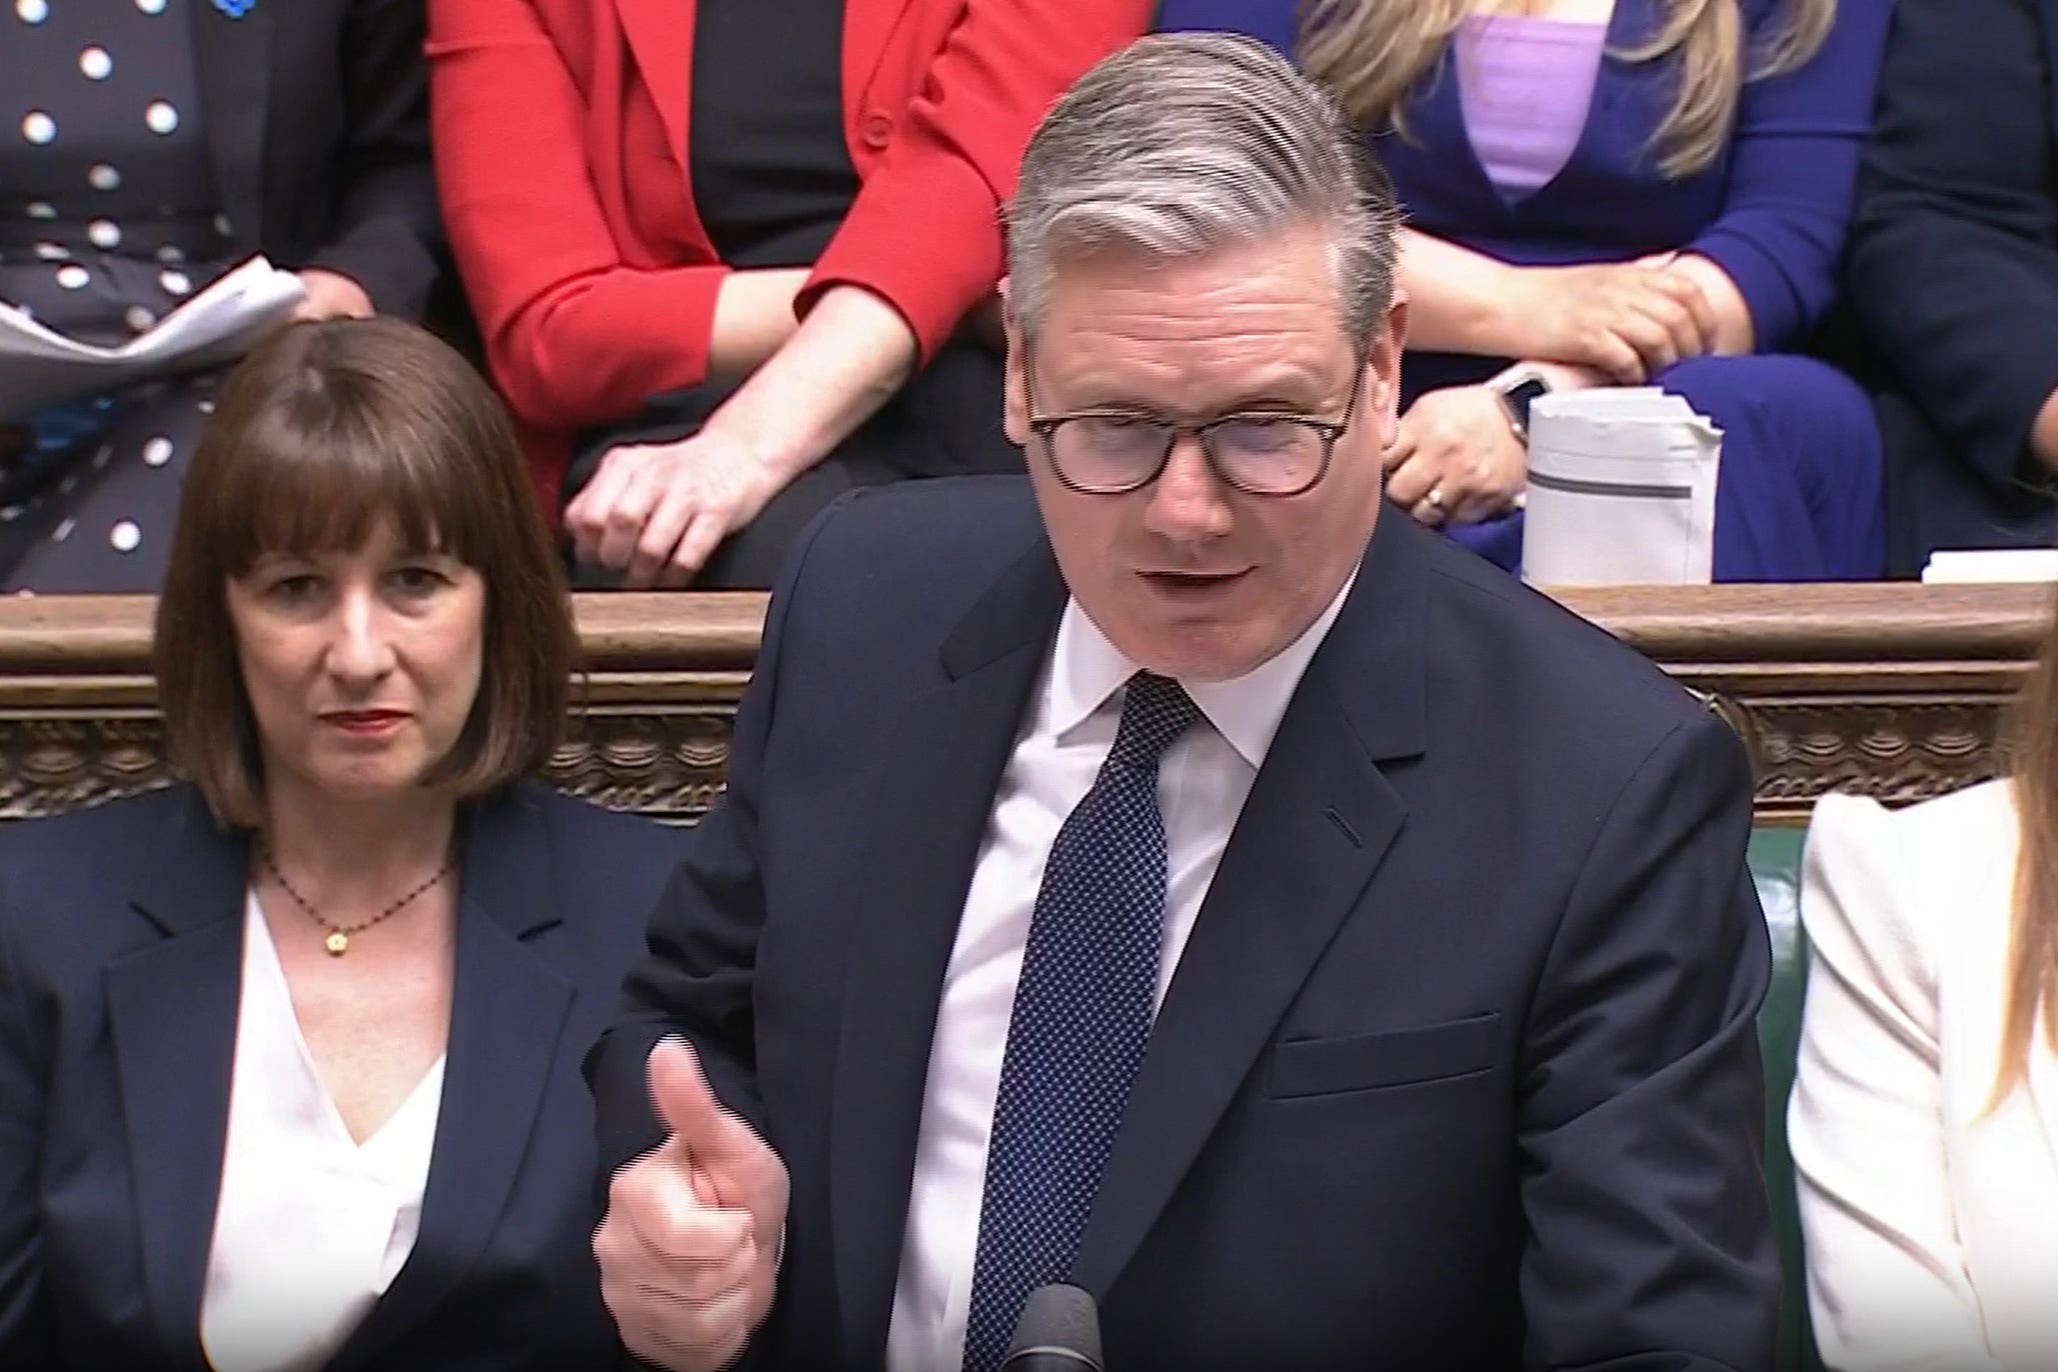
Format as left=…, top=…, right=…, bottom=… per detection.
left=1426, top=485, right=1445, bottom=510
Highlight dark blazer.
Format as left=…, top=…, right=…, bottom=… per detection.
left=194, top=0, right=443, bottom=318
left=0, top=781, right=685, bottom=1371
left=590, top=476, right=1780, bottom=1370
left=1845, top=0, right=2058, bottom=571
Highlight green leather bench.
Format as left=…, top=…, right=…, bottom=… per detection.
left=1751, top=825, right=1820, bottom=1372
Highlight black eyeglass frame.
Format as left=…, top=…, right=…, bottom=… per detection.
left=1023, top=357, right=1367, bottom=498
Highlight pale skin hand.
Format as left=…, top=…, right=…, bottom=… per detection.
left=291, top=269, right=375, bottom=322
left=565, top=284, right=916, bottom=587
left=1397, top=229, right=1748, bottom=382
left=1384, top=384, right=1529, bottom=526
left=1506, top=258, right=1720, bottom=384
left=1386, top=360, right=1610, bottom=526
left=593, top=1038, right=789, bottom=1372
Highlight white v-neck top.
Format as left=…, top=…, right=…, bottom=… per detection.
left=198, top=892, right=445, bottom=1372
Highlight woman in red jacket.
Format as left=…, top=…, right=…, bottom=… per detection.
left=429, top=0, right=1151, bottom=587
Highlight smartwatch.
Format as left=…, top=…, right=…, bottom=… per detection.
left=1489, top=368, right=1553, bottom=443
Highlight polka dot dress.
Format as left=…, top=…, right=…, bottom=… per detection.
left=1, top=0, right=237, bottom=591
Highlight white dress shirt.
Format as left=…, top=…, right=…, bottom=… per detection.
left=884, top=575, right=1356, bottom=1372
left=199, top=894, right=444, bottom=1372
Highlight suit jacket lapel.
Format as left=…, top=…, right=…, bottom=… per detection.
left=840, top=0, right=916, bottom=129
left=106, top=789, right=251, bottom=1370
left=1073, top=513, right=1430, bottom=1298
left=829, top=542, right=1066, bottom=1368
left=188, top=0, right=271, bottom=255
left=328, top=790, right=575, bottom=1372
left=615, top=0, right=696, bottom=176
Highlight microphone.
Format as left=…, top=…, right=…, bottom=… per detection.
left=1001, top=1283, right=1104, bottom=1372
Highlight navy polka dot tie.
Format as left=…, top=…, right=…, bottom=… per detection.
left=960, top=672, right=1200, bottom=1372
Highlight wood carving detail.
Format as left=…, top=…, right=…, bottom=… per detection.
left=0, top=693, right=2020, bottom=825
left=1724, top=697, right=2011, bottom=818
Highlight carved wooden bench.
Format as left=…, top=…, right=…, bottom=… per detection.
left=0, top=584, right=2045, bottom=824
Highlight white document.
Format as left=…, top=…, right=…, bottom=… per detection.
left=1921, top=548, right=2058, bottom=583
left=0, top=255, right=306, bottom=421
left=1520, top=387, right=1723, bottom=586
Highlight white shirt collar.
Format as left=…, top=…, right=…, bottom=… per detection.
left=1046, top=566, right=1360, bottom=769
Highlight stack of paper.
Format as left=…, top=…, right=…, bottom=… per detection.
left=1521, top=387, right=1724, bottom=586
left=0, top=254, right=306, bottom=421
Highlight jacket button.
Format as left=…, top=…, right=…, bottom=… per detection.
left=861, top=112, right=893, bottom=148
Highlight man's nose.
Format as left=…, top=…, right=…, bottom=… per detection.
left=1142, top=434, right=1234, bottom=540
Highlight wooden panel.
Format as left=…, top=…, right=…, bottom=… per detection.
left=0, top=584, right=2046, bottom=824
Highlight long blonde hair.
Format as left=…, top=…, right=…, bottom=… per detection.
left=1997, top=604, right=2058, bottom=1104
left=1297, top=0, right=1837, bottom=179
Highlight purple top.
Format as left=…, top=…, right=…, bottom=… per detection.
left=1456, top=15, right=1609, bottom=196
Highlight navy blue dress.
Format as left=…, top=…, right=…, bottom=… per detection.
left=1157, top=0, right=1893, bottom=582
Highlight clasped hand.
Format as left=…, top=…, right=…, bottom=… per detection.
left=1521, top=257, right=1718, bottom=384
left=564, top=429, right=781, bottom=588
left=593, top=1038, right=789, bottom=1371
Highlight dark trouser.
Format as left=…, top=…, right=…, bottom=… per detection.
left=563, top=338, right=1022, bottom=589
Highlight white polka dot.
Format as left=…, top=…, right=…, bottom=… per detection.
left=25, top=200, right=54, bottom=219
left=145, top=101, right=178, bottom=135
left=51, top=518, right=74, bottom=544
left=125, top=305, right=156, bottom=332
left=15, top=0, right=47, bottom=22
left=213, top=212, right=232, bottom=236
left=22, top=111, right=55, bottom=144
left=156, top=243, right=185, bottom=264
left=79, top=46, right=111, bottom=79
left=142, top=436, right=173, bottom=467
left=135, top=0, right=165, bottom=13
left=197, top=399, right=215, bottom=415
left=55, top=264, right=88, bottom=289
left=110, top=521, right=140, bottom=553
left=88, top=162, right=119, bottom=191
left=87, top=219, right=120, bottom=249
left=159, top=269, right=191, bottom=296
left=0, top=506, right=21, bottom=523
left=33, top=241, right=66, bottom=261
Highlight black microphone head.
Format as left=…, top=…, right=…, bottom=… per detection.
left=1001, top=1283, right=1104, bottom=1372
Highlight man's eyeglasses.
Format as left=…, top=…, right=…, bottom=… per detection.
left=1025, top=364, right=1362, bottom=498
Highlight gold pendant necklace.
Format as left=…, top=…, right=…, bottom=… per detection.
left=261, top=845, right=455, bottom=956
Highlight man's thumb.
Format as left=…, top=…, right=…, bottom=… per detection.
left=648, top=1036, right=737, bottom=1159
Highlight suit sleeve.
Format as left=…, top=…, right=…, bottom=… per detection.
left=1682, top=0, right=1890, bottom=349
left=299, top=0, right=446, bottom=321
left=425, top=0, right=732, bottom=431
left=1844, top=0, right=2058, bottom=491
left=0, top=875, right=56, bottom=1369
left=1788, top=795, right=2003, bottom=1372
left=1516, top=711, right=1780, bottom=1372
left=585, top=495, right=848, bottom=1175
left=799, top=0, right=1153, bottom=363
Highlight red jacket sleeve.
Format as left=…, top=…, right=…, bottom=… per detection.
left=427, top=0, right=732, bottom=431
left=802, top=0, right=1155, bottom=362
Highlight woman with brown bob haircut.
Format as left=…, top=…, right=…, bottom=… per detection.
left=1793, top=588, right=2058, bottom=1367
left=0, top=318, right=688, bottom=1372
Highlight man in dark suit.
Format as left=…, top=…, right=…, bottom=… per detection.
left=1846, top=0, right=2058, bottom=572
left=588, top=33, right=1779, bottom=1372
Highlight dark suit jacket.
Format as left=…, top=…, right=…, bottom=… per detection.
left=0, top=781, right=686, bottom=1371
left=194, top=0, right=443, bottom=318
left=1846, top=0, right=2058, bottom=571
left=590, top=476, right=1781, bottom=1371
